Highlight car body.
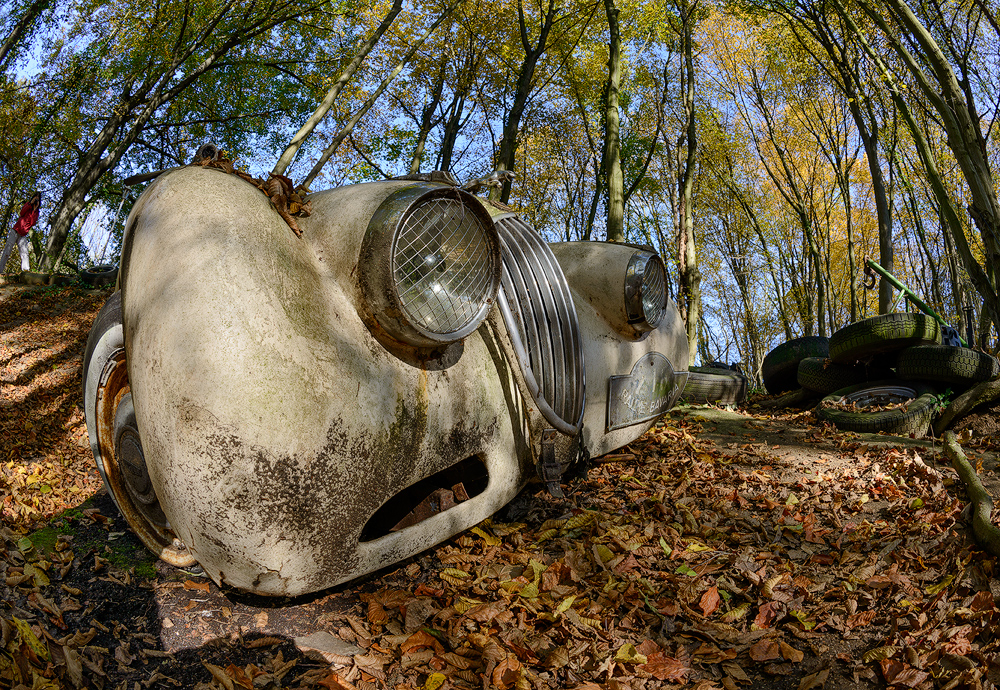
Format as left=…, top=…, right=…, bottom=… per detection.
left=83, top=165, right=689, bottom=596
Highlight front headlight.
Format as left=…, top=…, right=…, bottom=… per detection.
left=361, top=185, right=501, bottom=348
left=625, top=251, right=667, bottom=333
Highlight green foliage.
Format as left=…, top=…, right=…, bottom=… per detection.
left=0, top=0, right=995, bottom=356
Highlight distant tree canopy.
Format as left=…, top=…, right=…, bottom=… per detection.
left=1, top=0, right=998, bottom=371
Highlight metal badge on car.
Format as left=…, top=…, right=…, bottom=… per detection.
left=607, top=352, right=679, bottom=431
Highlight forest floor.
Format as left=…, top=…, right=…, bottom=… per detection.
left=2, top=282, right=1000, bottom=690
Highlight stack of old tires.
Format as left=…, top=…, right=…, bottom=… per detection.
left=763, top=314, right=999, bottom=438
left=681, top=363, right=749, bottom=406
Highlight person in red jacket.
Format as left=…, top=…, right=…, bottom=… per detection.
left=1, top=191, right=40, bottom=274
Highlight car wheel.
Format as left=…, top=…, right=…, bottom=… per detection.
left=682, top=367, right=747, bottom=405
left=80, top=264, right=118, bottom=288
left=83, top=292, right=195, bottom=567
left=829, top=313, right=941, bottom=364
left=897, top=344, right=1000, bottom=390
left=796, top=357, right=891, bottom=395
left=814, top=379, right=938, bottom=438
left=762, top=336, right=829, bottom=394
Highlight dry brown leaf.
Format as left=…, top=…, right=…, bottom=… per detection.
left=366, top=601, right=388, bottom=626
left=692, top=643, right=736, bottom=663
left=203, top=662, right=235, bottom=690
left=545, top=646, right=570, bottom=669
left=797, top=668, right=829, bottom=690
left=491, top=654, right=521, bottom=689
left=465, top=601, right=505, bottom=623
left=846, top=610, right=876, bottom=630
left=316, top=671, right=358, bottom=690
left=399, top=630, right=442, bottom=656
left=699, top=586, right=721, bottom=617
left=752, top=601, right=783, bottom=629
left=439, top=651, right=477, bottom=670
left=225, top=662, right=254, bottom=690
left=879, top=658, right=929, bottom=688
left=779, top=641, right=804, bottom=663
left=642, top=651, right=690, bottom=682
left=483, top=637, right=507, bottom=665
left=748, top=638, right=780, bottom=662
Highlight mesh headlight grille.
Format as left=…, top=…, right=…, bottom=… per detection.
left=641, top=258, right=667, bottom=327
left=625, top=251, right=668, bottom=334
left=392, top=196, right=498, bottom=337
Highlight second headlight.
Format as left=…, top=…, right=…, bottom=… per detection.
left=625, top=251, right=668, bottom=333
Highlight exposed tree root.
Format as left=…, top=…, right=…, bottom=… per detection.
left=933, top=378, right=1000, bottom=435
left=942, top=431, right=1000, bottom=557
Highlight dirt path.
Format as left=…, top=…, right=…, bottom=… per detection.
left=681, top=404, right=1000, bottom=504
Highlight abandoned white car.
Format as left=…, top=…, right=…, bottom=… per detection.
left=83, top=164, right=689, bottom=596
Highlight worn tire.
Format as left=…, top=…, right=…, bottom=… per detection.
left=682, top=367, right=748, bottom=405
left=80, top=264, right=118, bottom=288
left=814, top=379, right=938, bottom=438
left=796, top=357, right=890, bottom=395
left=50, top=273, right=74, bottom=287
left=83, top=292, right=196, bottom=567
left=20, top=271, right=48, bottom=286
left=829, top=313, right=941, bottom=364
left=897, top=345, right=1000, bottom=390
left=762, top=336, right=830, bottom=394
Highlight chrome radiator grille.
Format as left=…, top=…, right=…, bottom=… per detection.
left=494, top=215, right=585, bottom=435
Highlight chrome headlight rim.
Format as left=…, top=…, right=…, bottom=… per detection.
left=360, top=184, right=502, bottom=348
left=624, top=251, right=668, bottom=333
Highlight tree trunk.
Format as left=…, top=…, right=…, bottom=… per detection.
left=436, top=90, right=467, bottom=173
left=435, top=30, right=483, bottom=173
left=674, top=0, right=700, bottom=363
left=843, top=174, right=859, bottom=322
left=42, top=0, right=313, bottom=270
left=848, top=0, right=1000, bottom=332
left=777, top=1, right=895, bottom=313
left=490, top=0, right=559, bottom=204
left=728, top=173, right=793, bottom=340
left=0, top=0, right=50, bottom=69
left=408, top=61, right=447, bottom=175
left=602, top=0, right=624, bottom=242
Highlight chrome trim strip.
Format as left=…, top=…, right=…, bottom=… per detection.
left=495, top=216, right=585, bottom=434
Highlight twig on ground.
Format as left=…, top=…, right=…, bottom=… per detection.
left=942, top=430, right=1000, bottom=557
left=592, top=453, right=635, bottom=464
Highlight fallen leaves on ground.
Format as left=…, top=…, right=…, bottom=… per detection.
left=3, top=286, right=1000, bottom=689
left=1, top=285, right=107, bottom=534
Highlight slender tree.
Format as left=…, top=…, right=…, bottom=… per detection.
left=272, top=0, right=403, bottom=177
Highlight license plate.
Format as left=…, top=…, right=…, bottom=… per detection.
left=607, top=353, right=682, bottom=431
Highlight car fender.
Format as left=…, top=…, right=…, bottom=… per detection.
left=121, top=167, right=531, bottom=595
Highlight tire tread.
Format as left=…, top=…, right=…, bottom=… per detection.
left=829, top=314, right=941, bottom=363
